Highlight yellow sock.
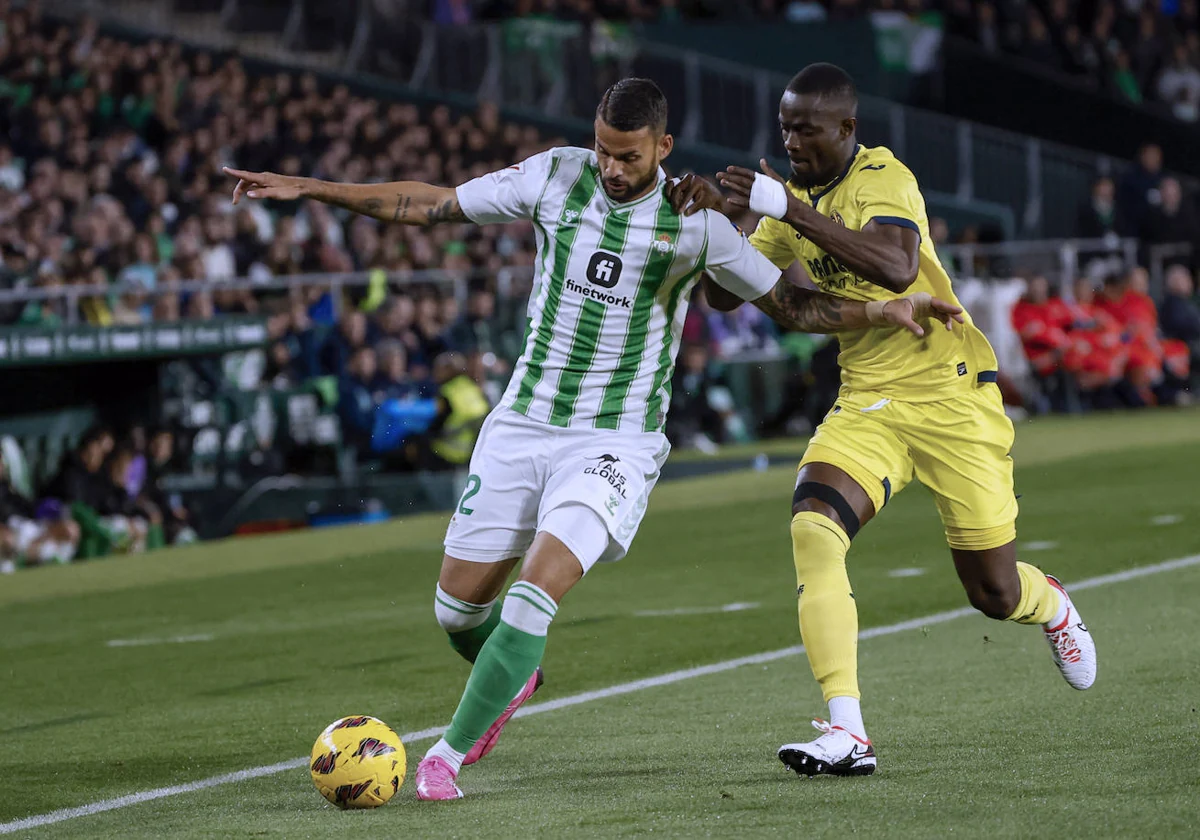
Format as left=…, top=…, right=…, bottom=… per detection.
left=1006, top=561, right=1061, bottom=625
left=791, top=511, right=859, bottom=702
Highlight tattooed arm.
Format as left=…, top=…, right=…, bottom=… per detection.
left=752, top=278, right=965, bottom=337
left=224, top=167, right=467, bottom=227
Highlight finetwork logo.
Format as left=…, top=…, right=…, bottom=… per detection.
left=586, top=252, right=622, bottom=288
left=566, top=278, right=631, bottom=308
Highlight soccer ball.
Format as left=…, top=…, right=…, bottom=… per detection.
left=309, top=715, right=406, bottom=809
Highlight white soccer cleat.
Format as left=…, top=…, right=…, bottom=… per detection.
left=1043, top=575, right=1097, bottom=690
left=778, top=719, right=877, bottom=777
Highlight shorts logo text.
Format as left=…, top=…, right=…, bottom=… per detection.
left=584, top=454, right=628, bottom=500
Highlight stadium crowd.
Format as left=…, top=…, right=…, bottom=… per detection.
left=433, top=1, right=1200, bottom=123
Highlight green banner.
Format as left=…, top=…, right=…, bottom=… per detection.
left=0, top=317, right=269, bottom=367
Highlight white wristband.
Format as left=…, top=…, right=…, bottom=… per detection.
left=748, top=173, right=789, bottom=219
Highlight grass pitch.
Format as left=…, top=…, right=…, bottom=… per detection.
left=2, top=409, right=1198, bottom=838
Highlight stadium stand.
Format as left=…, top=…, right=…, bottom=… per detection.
left=1, top=0, right=1198, bottom=568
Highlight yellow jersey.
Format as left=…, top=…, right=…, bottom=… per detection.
left=749, top=144, right=998, bottom=402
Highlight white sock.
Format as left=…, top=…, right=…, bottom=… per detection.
left=424, top=738, right=466, bottom=774
left=1046, top=588, right=1069, bottom=628
left=828, top=696, right=867, bottom=741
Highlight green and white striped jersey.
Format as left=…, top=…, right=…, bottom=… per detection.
left=456, top=146, right=780, bottom=432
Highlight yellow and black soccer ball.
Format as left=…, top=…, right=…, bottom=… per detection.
left=309, top=715, right=406, bottom=809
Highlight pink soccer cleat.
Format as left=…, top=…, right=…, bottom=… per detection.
left=414, top=756, right=464, bottom=801
left=462, top=667, right=544, bottom=766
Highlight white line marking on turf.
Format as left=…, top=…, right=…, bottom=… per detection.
left=634, top=601, right=761, bottom=617
left=4, top=552, right=1199, bottom=836
left=1152, top=515, right=1183, bottom=526
left=1020, top=540, right=1059, bottom=551
left=887, top=567, right=927, bottom=578
left=105, top=634, right=215, bottom=647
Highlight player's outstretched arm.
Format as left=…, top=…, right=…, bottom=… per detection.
left=223, top=167, right=467, bottom=227
left=753, top=280, right=963, bottom=336
left=718, top=160, right=918, bottom=293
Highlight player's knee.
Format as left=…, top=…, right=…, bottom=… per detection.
left=963, top=579, right=1020, bottom=620
left=792, top=482, right=861, bottom=539
left=790, top=511, right=852, bottom=576
left=433, top=584, right=496, bottom=634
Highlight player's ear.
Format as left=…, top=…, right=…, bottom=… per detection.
left=658, top=133, right=674, bottom=162
left=840, top=117, right=857, bottom=140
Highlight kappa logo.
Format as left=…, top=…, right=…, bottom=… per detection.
left=586, top=251, right=623, bottom=289
left=862, top=164, right=887, bottom=171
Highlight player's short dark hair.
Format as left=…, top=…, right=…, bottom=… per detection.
left=786, top=63, right=858, bottom=105
left=596, top=78, right=668, bottom=134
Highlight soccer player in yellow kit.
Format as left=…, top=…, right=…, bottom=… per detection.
left=675, top=63, right=1097, bottom=777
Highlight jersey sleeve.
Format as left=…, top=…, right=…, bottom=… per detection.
left=853, top=163, right=924, bottom=238
left=703, top=212, right=782, bottom=301
left=455, top=150, right=556, bottom=225
left=747, top=215, right=799, bottom=270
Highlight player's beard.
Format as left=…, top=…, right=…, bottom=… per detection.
left=604, top=166, right=659, bottom=203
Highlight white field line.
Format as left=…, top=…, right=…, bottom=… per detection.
left=106, top=635, right=216, bottom=647
left=3, top=552, right=1198, bottom=835
left=634, top=601, right=761, bottom=617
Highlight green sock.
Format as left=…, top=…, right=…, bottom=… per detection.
left=448, top=607, right=501, bottom=663
left=443, top=620, right=546, bottom=754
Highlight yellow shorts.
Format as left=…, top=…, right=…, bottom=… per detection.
left=799, top=384, right=1018, bottom=540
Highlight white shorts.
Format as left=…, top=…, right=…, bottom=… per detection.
left=443, top=407, right=671, bottom=572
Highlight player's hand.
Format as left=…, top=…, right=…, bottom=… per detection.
left=717, top=159, right=788, bottom=211
left=880, top=292, right=965, bottom=337
left=223, top=167, right=310, bottom=205
left=665, top=174, right=725, bottom=217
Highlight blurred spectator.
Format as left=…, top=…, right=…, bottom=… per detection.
left=1141, top=177, right=1199, bottom=257
left=1011, top=274, right=1072, bottom=379
left=373, top=339, right=416, bottom=400
left=1156, top=43, right=1200, bottom=121
left=667, top=343, right=743, bottom=453
left=337, top=344, right=379, bottom=451
left=446, top=288, right=499, bottom=355
left=1118, top=143, right=1163, bottom=236
left=405, top=352, right=490, bottom=471
left=1159, top=265, right=1200, bottom=379
left=143, top=428, right=195, bottom=544
left=1098, top=268, right=1192, bottom=403
left=0, top=454, right=80, bottom=572
left=320, top=310, right=368, bottom=377
left=1077, top=177, right=1128, bottom=241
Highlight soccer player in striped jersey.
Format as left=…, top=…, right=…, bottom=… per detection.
left=225, top=78, right=961, bottom=800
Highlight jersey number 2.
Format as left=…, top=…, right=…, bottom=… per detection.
left=458, top=474, right=482, bottom=515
